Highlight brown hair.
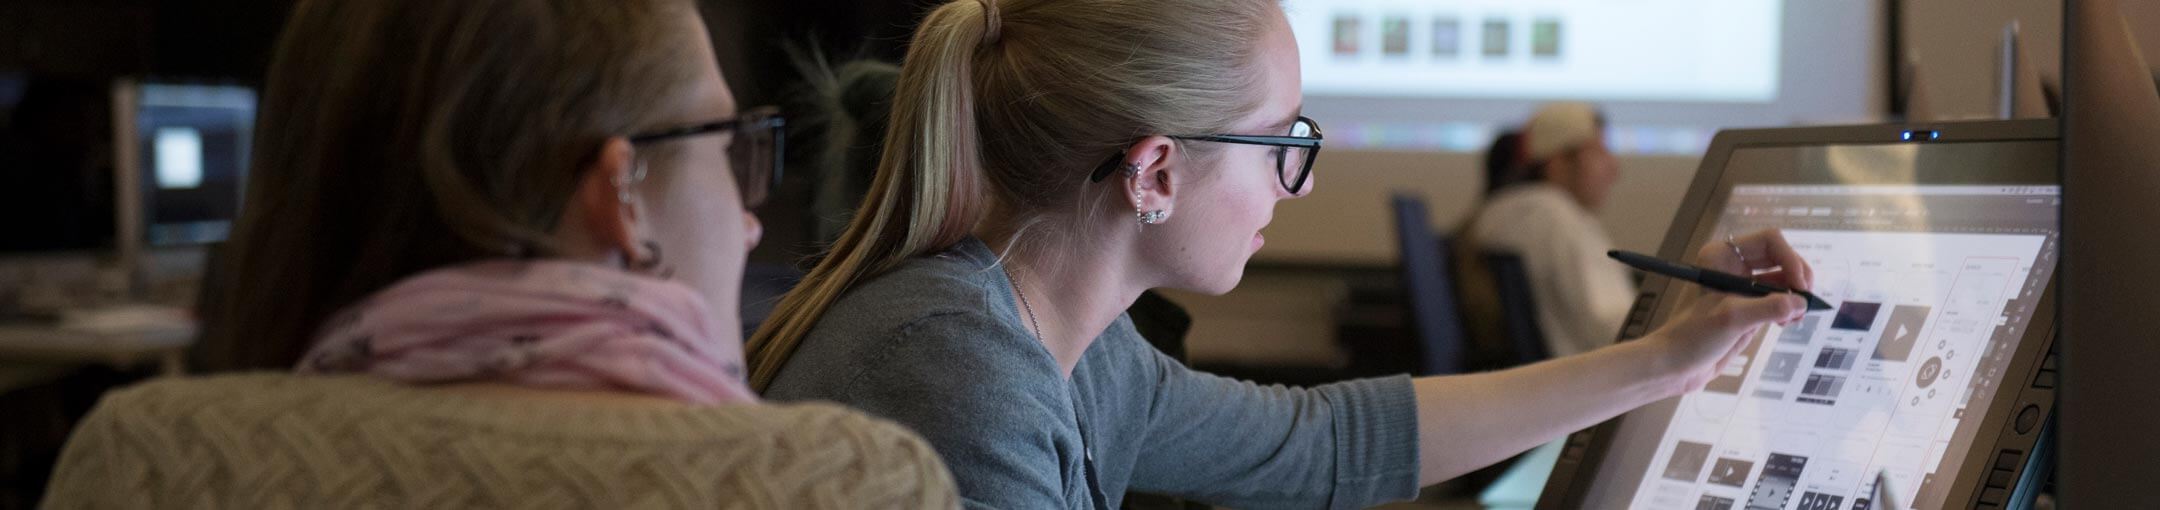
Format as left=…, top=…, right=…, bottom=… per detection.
left=196, top=0, right=705, bottom=371
left=745, top=0, right=1282, bottom=390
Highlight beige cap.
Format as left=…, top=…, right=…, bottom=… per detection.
left=1522, top=102, right=1604, bottom=162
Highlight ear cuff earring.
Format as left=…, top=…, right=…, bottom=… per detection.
left=1126, top=164, right=1168, bottom=227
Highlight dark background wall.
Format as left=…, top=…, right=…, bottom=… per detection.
left=0, top=0, right=945, bottom=265
left=0, top=0, right=934, bottom=90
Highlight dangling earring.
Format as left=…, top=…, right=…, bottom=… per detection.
left=1128, top=164, right=1168, bottom=228
left=616, top=161, right=649, bottom=206
left=632, top=240, right=671, bottom=279
left=617, top=162, right=669, bottom=278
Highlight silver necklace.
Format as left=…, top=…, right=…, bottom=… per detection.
left=1003, top=264, right=1044, bottom=341
left=1005, top=263, right=1106, bottom=508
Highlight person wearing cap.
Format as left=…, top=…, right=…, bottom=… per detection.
left=1458, top=102, right=1636, bottom=359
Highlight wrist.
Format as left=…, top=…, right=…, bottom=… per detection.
left=1627, top=333, right=1697, bottom=400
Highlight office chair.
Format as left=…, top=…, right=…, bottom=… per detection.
left=1391, top=194, right=1469, bottom=376
left=1484, top=253, right=1553, bottom=367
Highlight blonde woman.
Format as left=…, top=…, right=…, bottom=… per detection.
left=750, top=0, right=1813, bottom=508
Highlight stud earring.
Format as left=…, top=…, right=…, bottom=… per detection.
left=1126, top=164, right=1168, bottom=227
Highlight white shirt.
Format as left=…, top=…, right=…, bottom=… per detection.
left=1465, top=184, right=1638, bottom=357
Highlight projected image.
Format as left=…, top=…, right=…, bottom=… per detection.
left=1380, top=16, right=1411, bottom=57
left=1432, top=17, right=1462, bottom=58
left=1331, top=14, right=1361, bottom=56
left=1289, top=0, right=1784, bottom=101
left=1480, top=18, right=1510, bottom=58
left=1531, top=18, right=1563, bottom=59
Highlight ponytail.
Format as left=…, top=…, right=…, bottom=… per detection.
left=745, top=0, right=997, bottom=390
left=747, top=0, right=1277, bottom=391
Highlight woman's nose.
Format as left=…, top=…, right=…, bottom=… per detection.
left=1292, top=171, right=1317, bottom=198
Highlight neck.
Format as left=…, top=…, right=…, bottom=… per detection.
left=979, top=229, right=1145, bottom=378
left=1539, top=176, right=1598, bottom=213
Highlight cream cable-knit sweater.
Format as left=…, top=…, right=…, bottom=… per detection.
left=41, top=374, right=959, bottom=509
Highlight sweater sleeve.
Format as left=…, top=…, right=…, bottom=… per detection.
left=1126, top=346, right=1421, bottom=510
left=1519, top=197, right=1636, bottom=357
left=1473, top=188, right=1636, bottom=357
left=831, top=312, right=1074, bottom=509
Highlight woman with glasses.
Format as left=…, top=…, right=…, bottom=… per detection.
left=749, top=0, right=1814, bottom=508
left=40, top=0, right=980, bottom=506
left=198, top=0, right=784, bottom=403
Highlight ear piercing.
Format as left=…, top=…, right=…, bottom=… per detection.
left=1127, top=164, right=1168, bottom=227
left=616, top=161, right=649, bottom=205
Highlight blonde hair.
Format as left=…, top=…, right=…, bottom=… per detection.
left=197, top=0, right=704, bottom=371
left=746, top=0, right=1281, bottom=390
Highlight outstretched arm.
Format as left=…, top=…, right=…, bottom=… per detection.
left=1408, top=229, right=1814, bottom=485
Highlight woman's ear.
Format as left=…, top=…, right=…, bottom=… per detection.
left=1121, top=136, right=1180, bottom=215
left=566, top=137, right=641, bottom=261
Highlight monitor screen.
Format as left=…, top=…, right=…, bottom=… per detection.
left=1576, top=140, right=2059, bottom=510
left=134, top=83, right=254, bottom=246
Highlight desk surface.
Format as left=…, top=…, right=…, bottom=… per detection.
left=0, top=361, right=77, bottom=394
left=0, top=323, right=194, bottom=370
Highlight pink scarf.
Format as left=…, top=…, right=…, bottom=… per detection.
left=297, top=260, right=757, bottom=405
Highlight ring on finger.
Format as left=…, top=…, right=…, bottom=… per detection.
left=1726, top=234, right=1750, bottom=272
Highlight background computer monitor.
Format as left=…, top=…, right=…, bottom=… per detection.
left=1537, top=120, right=2061, bottom=510
left=0, top=77, right=254, bottom=256
left=126, top=82, right=255, bottom=247
left=2057, top=0, right=2160, bottom=505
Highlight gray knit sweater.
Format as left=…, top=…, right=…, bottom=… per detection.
left=765, top=238, right=1421, bottom=509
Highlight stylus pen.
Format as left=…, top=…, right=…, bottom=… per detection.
left=1607, top=250, right=1833, bottom=311
left=1871, top=470, right=1904, bottom=510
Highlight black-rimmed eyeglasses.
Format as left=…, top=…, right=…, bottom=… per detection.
left=628, top=106, right=786, bottom=208
left=1088, top=116, right=1325, bottom=195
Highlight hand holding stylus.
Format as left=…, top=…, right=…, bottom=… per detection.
left=1638, top=229, right=1817, bottom=394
